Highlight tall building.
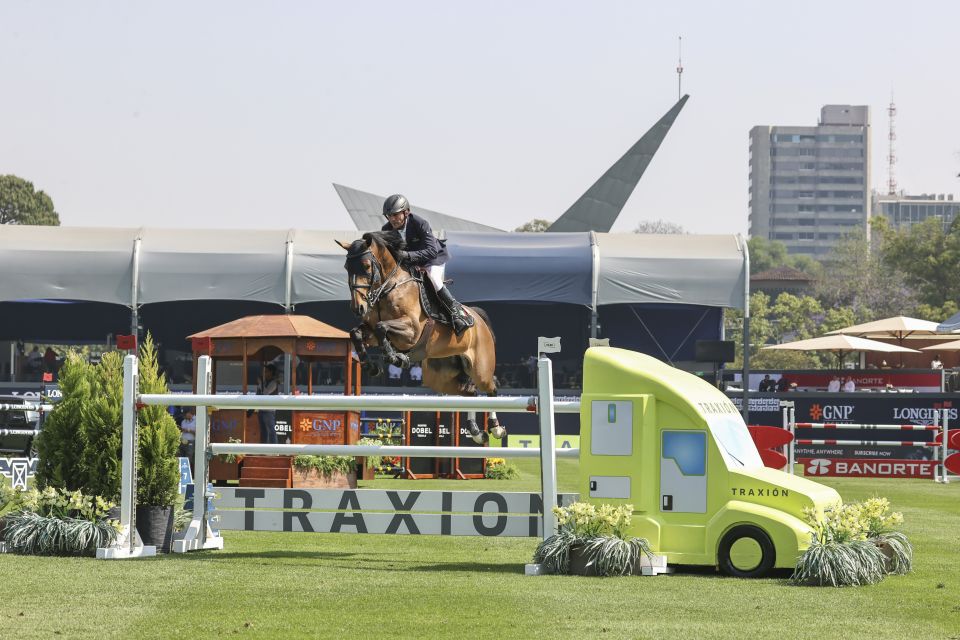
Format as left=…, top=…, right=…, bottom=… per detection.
left=873, top=192, right=960, bottom=230
left=749, top=105, right=871, bottom=257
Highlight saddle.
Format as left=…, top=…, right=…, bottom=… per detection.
left=412, top=270, right=475, bottom=331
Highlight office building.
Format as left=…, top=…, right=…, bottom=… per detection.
left=749, top=105, right=871, bottom=257
left=873, top=192, right=960, bottom=230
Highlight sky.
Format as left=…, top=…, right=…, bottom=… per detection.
left=2, top=1, right=958, bottom=236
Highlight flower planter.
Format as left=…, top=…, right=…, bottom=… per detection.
left=292, top=468, right=357, bottom=489
left=565, top=543, right=669, bottom=577
left=135, top=505, right=174, bottom=553
left=356, top=457, right=376, bottom=481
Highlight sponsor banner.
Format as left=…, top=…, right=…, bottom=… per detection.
left=0, top=457, right=37, bottom=490
left=801, top=457, right=936, bottom=479
left=736, top=371, right=942, bottom=393
left=505, top=435, right=580, bottom=450
left=729, top=394, right=955, bottom=460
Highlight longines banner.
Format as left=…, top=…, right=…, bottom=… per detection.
left=729, top=393, right=954, bottom=460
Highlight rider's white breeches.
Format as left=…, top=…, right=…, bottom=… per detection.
left=427, top=264, right=445, bottom=291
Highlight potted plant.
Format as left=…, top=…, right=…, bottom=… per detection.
left=484, top=457, right=519, bottom=480
left=533, top=502, right=653, bottom=577
left=2, top=487, right=119, bottom=556
left=134, top=334, right=182, bottom=552
left=355, top=437, right=382, bottom=480
left=292, top=455, right=357, bottom=488
left=791, top=501, right=887, bottom=587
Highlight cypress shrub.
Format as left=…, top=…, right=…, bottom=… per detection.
left=78, top=350, right=124, bottom=501
left=34, top=353, right=93, bottom=491
left=136, top=334, right=181, bottom=507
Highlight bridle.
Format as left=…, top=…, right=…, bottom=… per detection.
left=346, top=243, right=416, bottom=315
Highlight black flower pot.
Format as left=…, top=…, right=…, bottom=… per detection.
left=135, top=505, right=174, bottom=553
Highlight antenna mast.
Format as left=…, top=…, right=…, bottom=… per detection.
left=887, top=94, right=897, bottom=195
left=676, top=36, right=684, bottom=100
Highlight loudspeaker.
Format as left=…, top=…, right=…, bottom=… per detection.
left=695, top=340, right=735, bottom=363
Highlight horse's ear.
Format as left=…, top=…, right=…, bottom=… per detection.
left=334, top=240, right=352, bottom=251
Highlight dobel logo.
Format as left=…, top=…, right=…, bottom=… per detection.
left=807, top=458, right=831, bottom=475
left=809, top=404, right=853, bottom=421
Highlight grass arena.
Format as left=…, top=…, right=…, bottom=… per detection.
left=3, top=344, right=960, bottom=638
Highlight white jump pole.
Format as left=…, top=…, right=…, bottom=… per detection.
left=173, top=354, right=224, bottom=553
left=97, top=355, right=156, bottom=559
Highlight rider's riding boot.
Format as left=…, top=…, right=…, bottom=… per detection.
left=437, top=287, right=469, bottom=337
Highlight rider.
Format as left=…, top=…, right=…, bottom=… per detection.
left=381, top=194, right=470, bottom=336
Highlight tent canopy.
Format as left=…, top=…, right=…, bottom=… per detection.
left=0, top=226, right=747, bottom=310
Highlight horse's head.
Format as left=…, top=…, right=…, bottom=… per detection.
left=335, top=231, right=405, bottom=318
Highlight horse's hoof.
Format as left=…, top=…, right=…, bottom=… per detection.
left=490, top=425, right=507, bottom=440
left=364, top=363, right=382, bottom=377
left=392, top=353, right=410, bottom=368
left=471, top=430, right=489, bottom=445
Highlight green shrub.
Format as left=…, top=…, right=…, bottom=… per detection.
left=3, top=512, right=118, bottom=556
left=77, top=351, right=124, bottom=501
left=136, top=333, right=181, bottom=508
left=34, top=353, right=93, bottom=491
left=293, top=455, right=355, bottom=477
left=484, top=458, right=519, bottom=479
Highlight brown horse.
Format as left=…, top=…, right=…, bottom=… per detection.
left=336, top=231, right=506, bottom=444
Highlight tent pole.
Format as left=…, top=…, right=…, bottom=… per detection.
left=740, top=234, right=750, bottom=423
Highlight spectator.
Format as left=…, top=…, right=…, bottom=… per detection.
left=256, top=364, right=279, bottom=444
left=931, top=354, right=944, bottom=370
left=26, top=346, right=42, bottom=376
left=43, top=347, right=58, bottom=374
left=843, top=376, right=856, bottom=393
left=776, top=376, right=790, bottom=392
left=758, top=374, right=773, bottom=392
left=179, top=408, right=197, bottom=463
left=387, top=363, right=402, bottom=386
left=827, top=376, right=841, bottom=393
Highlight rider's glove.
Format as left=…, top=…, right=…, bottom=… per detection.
left=397, top=250, right=411, bottom=263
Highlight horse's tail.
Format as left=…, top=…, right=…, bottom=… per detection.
left=471, top=307, right=495, bottom=344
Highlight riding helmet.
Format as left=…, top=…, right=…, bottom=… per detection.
left=383, top=194, right=409, bottom=217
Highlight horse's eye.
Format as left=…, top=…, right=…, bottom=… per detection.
left=361, top=260, right=371, bottom=272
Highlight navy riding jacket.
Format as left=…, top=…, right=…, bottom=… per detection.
left=382, top=213, right=449, bottom=266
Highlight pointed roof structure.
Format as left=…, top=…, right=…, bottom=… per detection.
left=547, top=94, right=689, bottom=232
left=333, top=184, right=504, bottom=232
left=188, top=314, right=349, bottom=340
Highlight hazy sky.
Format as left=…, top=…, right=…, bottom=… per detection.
left=2, top=1, right=958, bottom=235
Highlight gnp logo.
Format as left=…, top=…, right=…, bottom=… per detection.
left=806, top=458, right=832, bottom=475
left=808, top=404, right=854, bottom=422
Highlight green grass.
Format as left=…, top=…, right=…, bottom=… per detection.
left=2, top=460, right=959, bottom=639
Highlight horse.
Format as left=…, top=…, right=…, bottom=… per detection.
left=335, top=230, right=506, bottom=444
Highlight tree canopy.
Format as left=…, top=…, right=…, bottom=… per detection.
left=514, top=218, right=551, bottom=232
left=634, top=219, right=686, bottom=234
left=0, top=174, right=61, bottom=225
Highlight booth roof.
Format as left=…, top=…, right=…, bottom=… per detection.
left=0, top=226, right=747, bottom=310
left=188, top=314, right=349, bottom=340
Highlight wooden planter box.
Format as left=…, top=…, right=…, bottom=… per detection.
left=292, top=468, right=357, bottom=489
left=356, top=457, right=376, bottom=481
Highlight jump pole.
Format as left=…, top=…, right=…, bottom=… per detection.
left=100, top=339, right=575, bottom=559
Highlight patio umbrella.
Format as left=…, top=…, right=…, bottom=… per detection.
left=825, top=316, right=942, bottom=366
left=920, top=339, right=960, bottom=351
left=825, top=315, right=941, bottom=340
left=762, top=334, right=920, bottom=367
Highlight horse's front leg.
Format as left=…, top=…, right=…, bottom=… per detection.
left=350, top=325, right=381, bottom=377
left=373, top=318, right=418, bottom=368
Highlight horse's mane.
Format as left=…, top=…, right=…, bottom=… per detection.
left=362, top=230, right=406, bottom=261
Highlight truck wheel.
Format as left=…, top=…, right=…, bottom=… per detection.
left=718, top=525, right=775, bottom=578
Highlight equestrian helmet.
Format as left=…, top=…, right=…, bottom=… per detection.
left=382, top=194, right=409, bottom=217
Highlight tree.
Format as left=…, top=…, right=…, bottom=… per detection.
left=0, top=175, right=61, bottom=225
left=78, top=351, right=124, bottom=500
left=747, top=237, right=790, bottom=275
left=35, top=353, right=93, bottom=491
left=815, top=227, right=914, bottom=319
left=877, top=216, right=960, bottom=308
left=514, top=219, right=551, bottom=232
left=634, top=219, right=686, bottom=234
left=136, top=333, right=181, bottom=508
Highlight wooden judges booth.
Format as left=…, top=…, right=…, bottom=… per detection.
left=189, top=315, right=361, bottom=485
